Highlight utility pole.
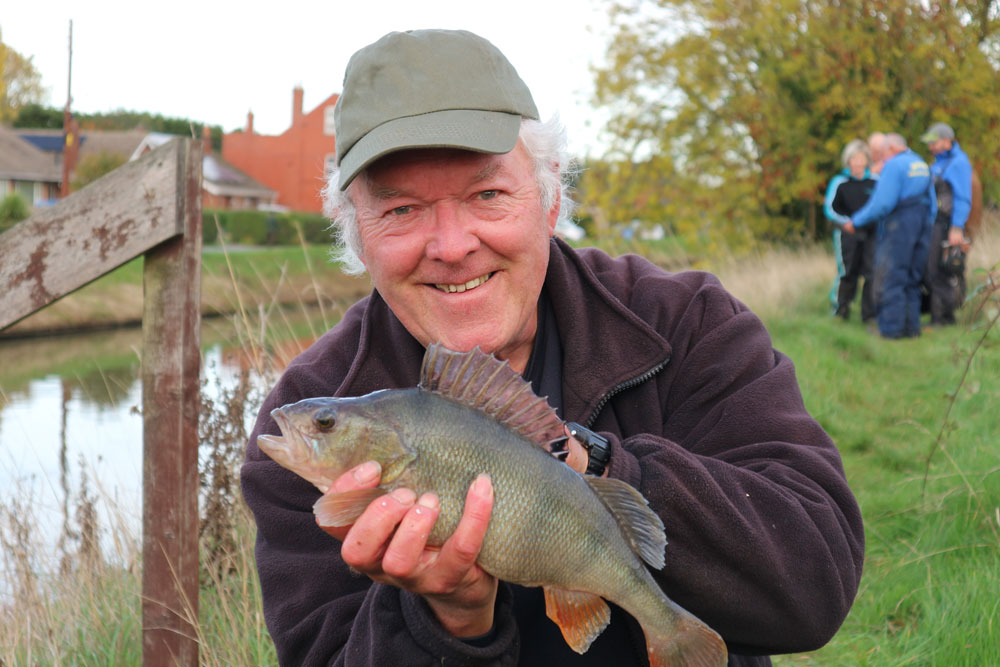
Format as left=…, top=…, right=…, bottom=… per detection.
left=60, top=20, right=76, bottom=198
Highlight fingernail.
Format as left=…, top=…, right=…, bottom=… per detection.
left=417, top=493, right=439, bottom=510
left=391, top=488, right=416, bottom=505
left=473, top=473, right=493, bottom=499
left=353, top=461, right=381, bottom=484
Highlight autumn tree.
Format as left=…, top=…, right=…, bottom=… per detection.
left=586, top=0, right=1000, bottom=247
left=0, top=30, right=45, bottom=122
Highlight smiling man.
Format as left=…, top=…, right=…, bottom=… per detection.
left=242, top=29, right=864, bottom=667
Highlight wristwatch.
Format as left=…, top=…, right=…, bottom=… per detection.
left=566, top=422, right=611, bottom=476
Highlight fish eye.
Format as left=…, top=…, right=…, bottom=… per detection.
left=314, top=410, right=336, bottom=431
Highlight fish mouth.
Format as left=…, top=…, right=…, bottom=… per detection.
left=433, top=272, right=494, bottom=294
left=258, top=409, right=311, bottom=470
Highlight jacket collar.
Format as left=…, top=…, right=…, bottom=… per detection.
left=342, top=238, right=672, bottom=424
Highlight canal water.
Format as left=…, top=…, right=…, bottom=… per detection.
left=0, top=312, right=327, bottom=596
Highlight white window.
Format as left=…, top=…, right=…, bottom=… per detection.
left=324, top=106, right=336, bottom=135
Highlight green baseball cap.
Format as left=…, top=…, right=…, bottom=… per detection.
left=333, top=29, right=539, bottom=190
left=920, top=122, right=955, bottom=143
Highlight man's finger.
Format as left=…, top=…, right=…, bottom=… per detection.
left=381, top=493, right=441, bottom=578
left=331, top=460, right=382, bottom=493
left=340, top=488, right=416, bottom=569
left=439, top=474, right=493, bottom=568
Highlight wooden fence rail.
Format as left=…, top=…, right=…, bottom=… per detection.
left=1, top=137, right=203, bottom=666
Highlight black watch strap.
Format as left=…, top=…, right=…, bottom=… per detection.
left=566, top=422, right=611, bottom=476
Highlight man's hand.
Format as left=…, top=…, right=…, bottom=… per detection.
left=948, top=226, right=970, bottom=251
left=843, top=220, right=856, bottom=234
left=318, top=462, right=498, bottom=638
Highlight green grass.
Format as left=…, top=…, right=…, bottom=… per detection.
left=2, top=241, right=998, bottom=665
left=770, top=287, right=1000, bottom=665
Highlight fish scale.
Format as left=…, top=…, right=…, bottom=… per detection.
left=258, top=343, right=728, bottom=666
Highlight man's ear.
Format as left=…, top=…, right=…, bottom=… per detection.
left=546, top=177, right=561, bottom=237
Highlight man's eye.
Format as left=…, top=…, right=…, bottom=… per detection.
left=478, top=190, right=499, bottom=201
left=390, top=205, right=412, bottom=215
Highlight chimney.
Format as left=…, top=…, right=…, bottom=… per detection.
left=246, top=110, right=254, bottom=134
left=202, top=126, right=212, bottom=155
left=293, top=86, right=304, bottom=126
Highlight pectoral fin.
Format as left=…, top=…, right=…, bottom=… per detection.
left=313, top=488, right=384, bottom=527
left=543, top=586, right=611, bottom=654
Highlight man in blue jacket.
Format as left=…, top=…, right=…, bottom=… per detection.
left=844, top=134, right=936, bottom=338
left=920, top=122, right=973, bottom=326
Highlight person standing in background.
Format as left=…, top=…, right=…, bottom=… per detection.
left=919, top=122, right=975, bottom=327
left=824, top=140, right=877, bottom=322
left=845, top=134, right=936, bottom=339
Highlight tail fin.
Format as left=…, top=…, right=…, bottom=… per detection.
left=646, top=610, right=728, bottom=667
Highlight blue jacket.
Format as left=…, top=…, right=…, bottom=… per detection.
left=929, top=141, right=973, bottom=229
left=852, top=149, right=936, bottom=228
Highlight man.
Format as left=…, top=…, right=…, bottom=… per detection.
left=920, top=122, right=973, bottom=326
left=845, top=134, right=936, bottom=338
left=242, top=29, right=864, bottom=666
left=867, top=132, right=888, bottom=176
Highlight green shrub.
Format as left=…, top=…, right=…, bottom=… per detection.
left=203, top=209, right=333, bottom=246
left=0, top=192, right=31, bottom=231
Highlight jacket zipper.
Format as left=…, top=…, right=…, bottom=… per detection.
left=583, top=356, right=671, bottom=429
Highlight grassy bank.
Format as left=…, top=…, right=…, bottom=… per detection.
left=1, top=226, right=998, bottom=664
left=2, top=244, right=370, bottom=337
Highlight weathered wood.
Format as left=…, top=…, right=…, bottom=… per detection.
left=0, top=139, right=186, bottom=331
left=141, top=138, right=203, bottom=667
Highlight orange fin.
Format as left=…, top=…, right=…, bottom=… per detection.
left=542, top=586, right=611, bottom=654
left=419, top=343, right=566, bottom=447
left=646, top=608, right=728, bottom=667
left=312, top=488, right=383, bottom=527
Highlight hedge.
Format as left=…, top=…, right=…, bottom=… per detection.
left=203, top=209, right=334, bottom=246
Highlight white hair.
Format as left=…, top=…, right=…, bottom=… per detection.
left=321, top=116, right=577, bottom=275
left=840, top=139, right=870, bottom=169
left=886, top=133, right=908, bottom=151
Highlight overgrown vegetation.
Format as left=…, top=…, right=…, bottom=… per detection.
left=1, top=224, right=998, bottom=664
left=586, top=0, right=1000, bottom=244
left=0, top=192, right=30, bottom=234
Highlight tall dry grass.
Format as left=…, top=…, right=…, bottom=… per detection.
left=1, top=215, right=997, bottom=665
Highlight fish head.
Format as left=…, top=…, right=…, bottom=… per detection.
left=257, top=394, right=403, bottom=493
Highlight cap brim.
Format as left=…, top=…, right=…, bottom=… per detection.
left=337, top=109, right=523, bottom=190
left=920, top=131, right=937, bottom=143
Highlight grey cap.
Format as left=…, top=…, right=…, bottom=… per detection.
left=920, top=122, right=955, bottom=143
left=334, top=29, right=539, bottom=190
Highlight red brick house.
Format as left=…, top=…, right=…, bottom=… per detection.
left=222, top=87, right=339, bottom=214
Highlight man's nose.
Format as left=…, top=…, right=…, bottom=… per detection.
left=425, top=202, right=480, bottom=262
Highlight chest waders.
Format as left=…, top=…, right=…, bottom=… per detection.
left=872, top=192, right=932, bottom=338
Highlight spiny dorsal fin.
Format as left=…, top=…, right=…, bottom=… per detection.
left=585, top=476, right=667, bottom=570
left=420, top=343, right=565, bottom=448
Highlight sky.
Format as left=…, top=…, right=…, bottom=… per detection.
left=1, top=0, right=613, bottom=157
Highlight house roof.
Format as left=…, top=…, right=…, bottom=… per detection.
left=0, top=124, right=62, bottom=182
left=16, top=127, right=148, bottom=161
left=132, top=132, right=275, bottom=200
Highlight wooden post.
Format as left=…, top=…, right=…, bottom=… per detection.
left=0, top=137, right=203, bottom=666
left=141, top=138, right=203, bottom=666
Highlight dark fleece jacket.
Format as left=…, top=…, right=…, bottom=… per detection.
left=241, top=238, right=865, bottom=666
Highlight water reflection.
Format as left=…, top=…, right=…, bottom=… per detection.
left=0, top=309, right=328, bottom=597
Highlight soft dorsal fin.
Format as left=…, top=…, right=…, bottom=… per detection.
left=585, top=476, right=667, bottom=570
left=420, top=343, right=565, bottom=448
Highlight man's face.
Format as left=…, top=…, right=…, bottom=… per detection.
left=352, top=143, right=557, bottom=372
left=928, top=138, right=951, bottom=156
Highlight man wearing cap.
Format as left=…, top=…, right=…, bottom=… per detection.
left=242, top=29, right=863, bottom=667
left=920, top=122, right=974, bottom=326
left=844, top=134, right=936, bottom=338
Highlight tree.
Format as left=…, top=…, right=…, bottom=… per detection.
left=0, top=30, right=45, bottom=122
left=589, top=0, right=1000, bottom=246
left=70, top=151, right=127, bottom=191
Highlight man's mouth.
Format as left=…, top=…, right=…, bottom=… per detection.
left=434, top=272, right=494, bottom=293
